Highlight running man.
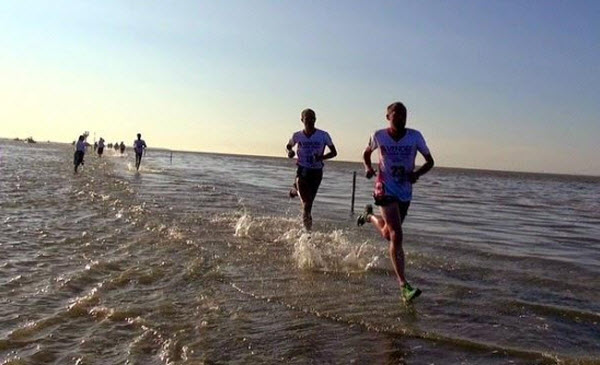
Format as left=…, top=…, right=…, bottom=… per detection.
left=357, top=102, right=434, bottom=303
left=73, top=135, right=90, bottom=173
left=97, top=137, right=105, bottom=157
left=133, top=133, right=147, bottom=171
left=286, top=108, right=337, bottom=231
left=119, top=142, right=125, bottom=154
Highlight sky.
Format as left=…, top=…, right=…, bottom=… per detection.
left=1, top=1, right=599, bottom=175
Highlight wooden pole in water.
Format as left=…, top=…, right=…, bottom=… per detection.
left=351, top=171, right=357, bottom=215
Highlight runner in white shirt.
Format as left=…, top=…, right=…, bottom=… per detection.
left=97, top=137, right=105, bottom=157
left=133, top=133, right=147, bottom=171
left=286, top=108, right=337, bottom=231
left=357, top=102, right=434, bottom=303
left=73, top=135, right=91, bottom=173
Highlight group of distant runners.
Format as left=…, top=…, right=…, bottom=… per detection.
left=94, top=140, right=126, bottom=155
left=286, top=101, right=434, bottom=303
left=73, top=133, right=147, bottom=173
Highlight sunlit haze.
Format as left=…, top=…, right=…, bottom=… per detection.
left=2, top=1, right=599, bottom=175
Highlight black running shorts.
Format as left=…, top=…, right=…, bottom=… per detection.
left=296, top=166, right=323, bottom=194
left=374, top=196, right=410, bottom=222
left=74, top=151, right=84, bottom=166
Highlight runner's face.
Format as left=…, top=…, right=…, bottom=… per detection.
left=302, top=114, right=316, bottom=131
left=387, top=107, right=406, bottom=130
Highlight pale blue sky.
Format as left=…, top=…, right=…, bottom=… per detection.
left=2, top=1, right=599, bottom=174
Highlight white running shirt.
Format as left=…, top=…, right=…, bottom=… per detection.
left=133, top=139, right=146, bottom=154
left=288, top=129, right=334, bottom=169
left=367, top=128, right=430, bottom=201
left=76, top=141, right=87, bottom=152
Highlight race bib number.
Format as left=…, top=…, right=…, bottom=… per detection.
left=391, top=165, right=406, bottom=182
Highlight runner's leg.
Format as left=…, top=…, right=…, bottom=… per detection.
left=380, top=202, right=407, bottom=287
left=74, top=152, right=82, bottom=173
left=289, top=180, right=298, bottom=198
left=297, top=176, right=314, bottom=230
left=368, top=214, right=390, bottom=240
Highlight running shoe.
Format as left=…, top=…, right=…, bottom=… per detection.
left=356, top=204, right=373, bottom=226
left=401, top=282, right=422, bottom=303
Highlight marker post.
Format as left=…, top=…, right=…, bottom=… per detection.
left=350, top=171, right=357, bottom=215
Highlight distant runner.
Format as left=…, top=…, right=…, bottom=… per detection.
left=357, top=102, right=434, bottom=303
left=97, top=137, right=105, bottom=157
left=73, top=135, right=91, bottom=173
left=286, top=108, right=337, bottom=231
left=119, top=142, right=125, bottom=155
left=133, top=133, right=147, bottom=171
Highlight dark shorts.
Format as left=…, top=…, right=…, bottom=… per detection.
left=135, top=151, right=143, bottom=159
left=296, top=166, right=323, bottom=194
left=73, top=151, right=84, bottom=166
left=374, top=196, right=410, bottom=221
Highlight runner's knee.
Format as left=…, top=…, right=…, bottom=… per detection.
left=382, top=226, right=391, bottom=241
left=388, top=227, right=402, bottom=243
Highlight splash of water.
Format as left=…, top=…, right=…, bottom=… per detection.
left=233, top=214, right=384, bottom=273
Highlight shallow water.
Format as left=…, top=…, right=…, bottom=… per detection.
left=1, top=139, right=599, bottom=364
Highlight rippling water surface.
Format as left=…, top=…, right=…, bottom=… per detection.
left=1, top=139, right=599, bottom=364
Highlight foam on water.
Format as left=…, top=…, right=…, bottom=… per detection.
left=123, top=159, right=164, bottom=174
left=234, top=214, right=387, bottom=273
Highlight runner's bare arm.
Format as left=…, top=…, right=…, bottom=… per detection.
left=316, top=144, right=337, bottom=161
left=286, top=142, right=295, bottom=158
left=363, top=147, right=376, bottom=179
left=409, top=153, right=434, bottom=183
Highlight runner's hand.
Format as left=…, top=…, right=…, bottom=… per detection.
left=314, top=154, right=323, bottom=162
left=408, top=171, right=419, bottom=184
left=365, top=167, right=376, bottom=179
left=287, top=150, right=295, bottom=158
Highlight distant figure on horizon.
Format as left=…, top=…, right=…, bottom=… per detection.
left=93, top=141, right=98, bottom=152
left=357, top=102, right=434, bottom=303
left=133, top=133, right=147, bottom=171
left=119, top=142, right=125, bottom=154
left=97, top=138, right=105, bottom=157
left=73, top=135, right=91, bottom=173
left=114, top=142, right=119, bottom=151
left=286, top=108, right=337, bottom=231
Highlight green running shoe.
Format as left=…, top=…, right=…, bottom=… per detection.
left=401, top=283, right=422, bottom=303
left=356, top=204, right=373, bottom=226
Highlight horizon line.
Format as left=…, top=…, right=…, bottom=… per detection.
left=2, top=136, right=599, bottom=179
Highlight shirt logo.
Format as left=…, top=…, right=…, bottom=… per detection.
left=381, top=145, right=411, bottom=156
left=298, top=141, right=322, bottom=147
